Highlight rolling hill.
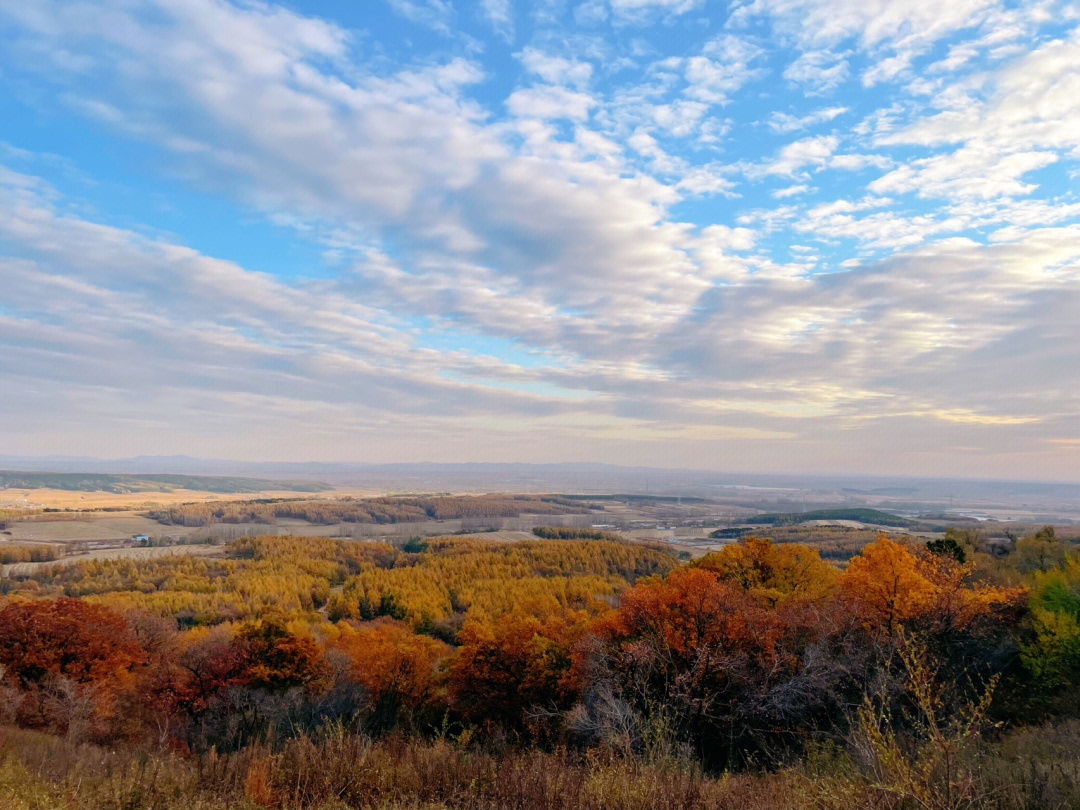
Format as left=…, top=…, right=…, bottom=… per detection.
left=0, top=471, right=330, bottom=494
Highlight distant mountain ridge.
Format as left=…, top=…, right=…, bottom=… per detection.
left=2, top=455, right=1078, bottom=488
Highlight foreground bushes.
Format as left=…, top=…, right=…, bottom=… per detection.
left=0, top=725, right=802, bottom=810
left=2, top=720, right=1080, bottom=810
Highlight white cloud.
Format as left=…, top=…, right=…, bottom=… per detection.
left=768, top=106, right=847, bottom=132
left=658, top=228, right=1080, bottom=439
left=609, top=0, right=703, bottom=15
left=869, top=146, right=1059, bottom=199
left=1, top=0, right=1079, bottom=476
left=1, top=0, right=719, bottom=345
left=517, top=47, right=593, bottom=87
left=828, top=153, right=892, bottom=171
left=698, top=223, right=757, bottom=250
left=386, top=0, right=453, bottom=33
left=506, top=85, right=597, bottom=120
left=772, top=183, right=810, bottom=197
left=782, top=50, right=850, bottom=91
left=684, top=35, right=764, bottom=104
left=4, top=154, right=1079, bottom=474
left=750, top=0, right=995, bottom=49
left=0, top=166, right=638, bottom=460
left=675, top=164, right=738, bottom=196
left=883, top=28, right=1080, bottom=155
left=649, top=99, right=709, bottom=136
left=745, top=0, right=1001, bottom=83
left=480, top=0, right=513, bottom=39
left=759, top=135, right=839, bottom=176
left=868, top=30, right=1080, bottom=201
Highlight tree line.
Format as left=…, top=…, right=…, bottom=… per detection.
left=149, top=494, right=594, bottom=527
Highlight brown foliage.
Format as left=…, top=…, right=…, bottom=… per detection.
left=0, top=597, right=148, bottom=737
left=330, top=618, right=450, bottom=714
left=450, top=600, right=590, bottom=730
left=0, top=597, right=145, bottom=690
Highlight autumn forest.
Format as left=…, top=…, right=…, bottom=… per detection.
left=2, top=522, right=1080, bottom=809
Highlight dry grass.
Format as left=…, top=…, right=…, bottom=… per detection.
left=0, top=726, right=804, bottom=810
left=979, top=720, right=1080, bottom=810
left=4, top=721, right=1079, bottom=810
left=5, top=720, right=1080, bottom=810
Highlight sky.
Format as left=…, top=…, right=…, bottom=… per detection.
left=0, top=0, right=1078, bottom=480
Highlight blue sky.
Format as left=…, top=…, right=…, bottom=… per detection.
left=1, top=0, right=1079, bottom=479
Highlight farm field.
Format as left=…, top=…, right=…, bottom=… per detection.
left=0, top=486, right=379, bottom=511
left=1, top=512, right=192, bottom=543
left=0, top=501, right=602, bottom=545
left=10, top=487, right=1061, bottom=570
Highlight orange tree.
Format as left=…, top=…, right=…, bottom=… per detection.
left=839, top=535, right=1028, bottom=727
left=449, top=597, right=592, bottom=737
left=330, top=618, right=450, bottom=731
left=840, top=535, right=1025, bottom=635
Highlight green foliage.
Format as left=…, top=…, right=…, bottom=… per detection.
left=927, top=536, right=967, bottom=563
left=533, top=526, right=623, bottom=540
left=1019, top=555, right=1080, bottom=707
left=1038, top=576, right=1080, bottom=618
left=401, top=536, right=428, bottom=553
left=1015, top=526, right=1068, bottom=573
left=742, top=508, right=915, bottom=528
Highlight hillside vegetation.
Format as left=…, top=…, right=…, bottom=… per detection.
left=0, top=526, right=1078, bottom=808
left=148, top=494, right=593, bottom=527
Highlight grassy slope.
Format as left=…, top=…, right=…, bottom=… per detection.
left=0, top=471, right=330, bottom=494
